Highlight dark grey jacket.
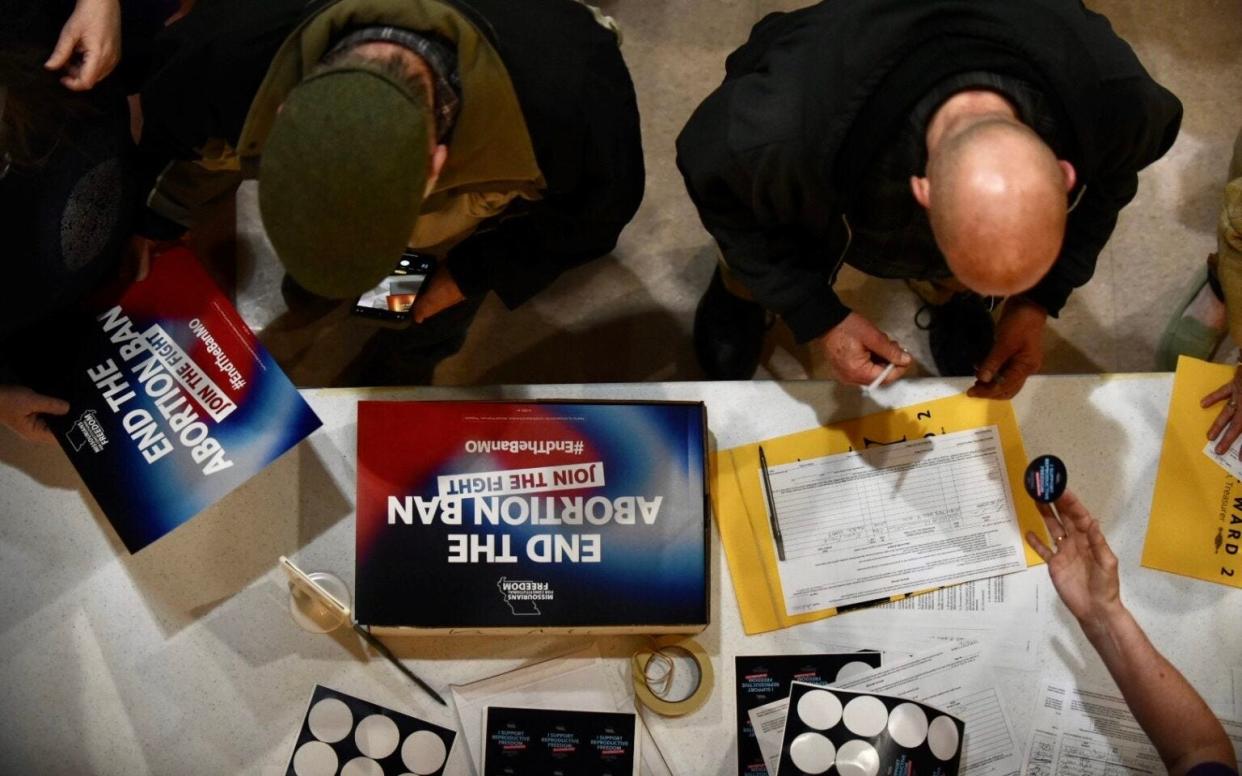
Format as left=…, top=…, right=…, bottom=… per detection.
left=677, top=0, right=1182, bottom=342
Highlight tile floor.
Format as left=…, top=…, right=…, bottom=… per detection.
left=231, top=0, right=1242, bottom=387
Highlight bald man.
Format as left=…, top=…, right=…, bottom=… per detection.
left=678, top=0, right=1181, bottom=396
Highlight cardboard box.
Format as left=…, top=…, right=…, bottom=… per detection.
left=356, top=400, right=709, bottom=634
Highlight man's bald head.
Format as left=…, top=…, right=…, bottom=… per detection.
left=916, top=119, right=1071, bottom=297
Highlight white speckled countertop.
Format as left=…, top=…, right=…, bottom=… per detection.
left=0, top=375, right=1236, bottom=774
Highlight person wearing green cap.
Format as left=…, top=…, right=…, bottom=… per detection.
left=129, top=0, right=643, bottom=383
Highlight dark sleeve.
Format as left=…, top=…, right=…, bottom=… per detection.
left=132, top=0, right=297, bottom=238
left=1024, top=78, right=1183, bottom=316
left=443, top=43, right=645, bottom=309
left=675, top=87, right=848, bottom=343
left=1185, top=763, right=1238, bottom=776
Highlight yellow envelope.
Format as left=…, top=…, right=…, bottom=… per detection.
left=712, top=392, right=1046, bottom=635
left=1142, top=356, right=1242, bottom=588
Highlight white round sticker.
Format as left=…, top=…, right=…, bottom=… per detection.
left=887, top=703, right=929, bottom=748
left=292, top=741, right=338, bottom=776
left=835, top=739, right=881, bottom=776
left=928, top=716, right=961, bottom=760
left=307, top=698, right=353, bottom=743
left=796, top=689, right=843, bottom=730
left=842, top=695, right=888, bottom=737
left=355, top=714, right=400, bottom=759
left=789, top=732, right=836, bottom=775
left=402, top=730, right=449, bottom=775
left=835, top=661, right=875, bottom=682
left=340, top=757, right=384, bottom=776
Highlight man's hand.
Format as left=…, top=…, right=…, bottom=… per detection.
left=813, top=312, right=911, bottom=386
left=44, top=0, right=122, bottom=91
left=1025, top=489, right=1122, bottom=627
left=411, top=266, right=466, bottom=323
left=0, top=386, right=70, bottom=444
left=968, top=297, right=1047, bottom=400
left=1201, top=365, right=1242, bottom=458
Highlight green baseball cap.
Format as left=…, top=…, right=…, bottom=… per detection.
left=259, top=66, right=430, bottom=299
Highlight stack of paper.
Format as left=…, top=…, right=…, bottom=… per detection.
left=793, top=572, right=1046, bottom=671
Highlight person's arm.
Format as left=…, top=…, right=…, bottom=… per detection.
left=1026, top=490, right=1236, bottom=775
left=676, top=83, right=912, bottom=385
left=443, top=43, right=644, bottom=310
left=675, top=85, right=847, bottom=344
left=132, top=0, right=295, bottom=239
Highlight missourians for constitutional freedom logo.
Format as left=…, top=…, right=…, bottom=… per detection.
left=66, top=409, right=108, bottom=453
left=497, top=576, right=554, bottom=615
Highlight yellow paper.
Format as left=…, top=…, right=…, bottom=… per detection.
left=1142, top=356, right=1242, bottom=588
left=712, top=392, right=1046, bottom=635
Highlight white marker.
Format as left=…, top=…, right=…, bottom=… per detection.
left=867, top=362, right=896, bottom=391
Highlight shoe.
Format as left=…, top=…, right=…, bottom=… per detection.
left=693, top=268, right=768, bottom=379
left=1155, top=263, right=1227, bottom=371
left=917, top=293, right=995, bottom=377
left=280, top=273, right=340, bottom=324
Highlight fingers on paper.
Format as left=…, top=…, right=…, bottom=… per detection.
left=1202, top=382, right=1233, bottom=409
left=1215, top=417, right=1242, bottom=455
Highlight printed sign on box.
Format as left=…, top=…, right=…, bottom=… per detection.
left=355, top=400, right=709, bottom=634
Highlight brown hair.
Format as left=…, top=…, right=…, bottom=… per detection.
left=0, top=42, right=98, bottom=169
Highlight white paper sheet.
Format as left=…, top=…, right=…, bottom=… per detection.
left=748, top=697, right=791, bottom=776
left=830, top=641, right=1023, bottom=776
left=449, top=645, right=670, bottom=776
left=868, top=572, right=1039, bottom=613
left=795, top=572, right=1044, bottom=671
left=764, top=426, right=1028, bottom=614
left=1023, top=680, right=1242, bottom=776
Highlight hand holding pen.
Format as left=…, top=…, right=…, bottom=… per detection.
left=813, top=313, right=912, bottom=388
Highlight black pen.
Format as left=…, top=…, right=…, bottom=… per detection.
left=758, top=446, right=786, bottom=561
left=352, top=623, right=447, bottom=706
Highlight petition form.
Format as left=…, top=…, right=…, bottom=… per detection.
left=1024, top=680, right=1242, bottom=776
left=763, top=426, right=1028, bottom=613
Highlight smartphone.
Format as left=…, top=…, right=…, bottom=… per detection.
left=351, top=251, right=436, bottom=325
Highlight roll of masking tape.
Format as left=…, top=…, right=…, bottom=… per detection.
left=631, top=636, right=714, bottom=716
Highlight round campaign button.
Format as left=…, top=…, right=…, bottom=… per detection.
left=1024, top=455, right=1067, bottom=503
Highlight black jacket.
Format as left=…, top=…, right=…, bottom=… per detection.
left=136, top=0, right=644, bottom=309
left=676, top=0, right=1182, bottom=342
